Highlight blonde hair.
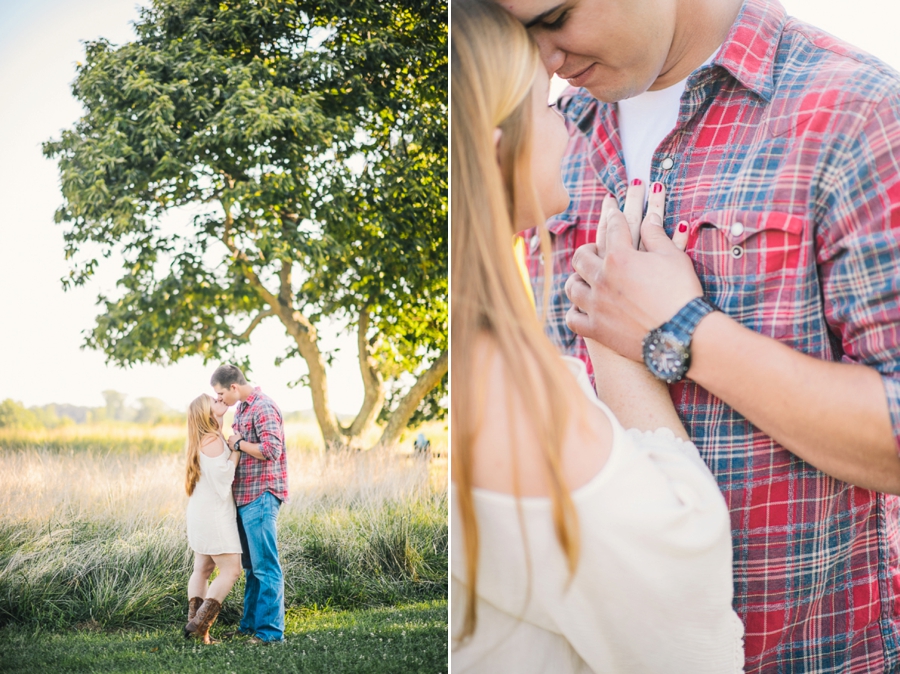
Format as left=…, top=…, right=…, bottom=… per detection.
left=451, top=0, right=580, bottom=641
left=184, top=395, right=220, bottom=496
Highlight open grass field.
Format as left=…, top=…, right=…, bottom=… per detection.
left=0, top=421, right=448, bottom=672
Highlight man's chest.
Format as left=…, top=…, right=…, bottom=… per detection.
left=234, top=406, right=258, bottom=439
left=551, top=107, right=835, bottom=354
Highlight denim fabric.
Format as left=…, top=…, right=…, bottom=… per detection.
left=236, top=491, right=285, bottom=642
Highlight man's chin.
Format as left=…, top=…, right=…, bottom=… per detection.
left=578, top=71, right=656, bottom=104
left=584, top=82, right=639, bottom=104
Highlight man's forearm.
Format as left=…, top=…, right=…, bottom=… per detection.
left=239, top=441, right=266, bottom=461
left=690, top=311, right=900, bottom=493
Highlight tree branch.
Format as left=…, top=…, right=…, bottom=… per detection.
left=219, top=195, right=342, bottom=446
left=375, top=351, right=448, bottom=449
left=238, top=309, right=275, bottom=341
left=278, top=259, right=292, bottom=308
left=221, top=198, right=279, bottom=308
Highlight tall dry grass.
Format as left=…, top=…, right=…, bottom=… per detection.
left=0, top=422, right=447, bottom=629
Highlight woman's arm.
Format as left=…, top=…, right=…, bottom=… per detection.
left=468, top=334, right=614, bottom=495
left=587, top=339, right=688, bottom=439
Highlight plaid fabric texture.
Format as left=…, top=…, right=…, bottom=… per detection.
left=523, top=0, right=900, bottom=671
left=232, top=387, right=288, bottom=507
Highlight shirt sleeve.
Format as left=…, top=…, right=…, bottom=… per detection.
left=815, top=89, right=900, bottom=452
left=253, top=399, right=284, bottom=461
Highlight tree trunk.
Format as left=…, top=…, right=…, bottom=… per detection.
left=344, top=308, right=385, bottom=440
left=281, top=311, right=343, bottom=447
left=374, top=351, right=448, bottom=449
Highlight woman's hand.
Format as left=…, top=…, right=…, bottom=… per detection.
left=565, top=180, right=701, bottom=361
left=577, top=180, right=686, bottom=363
left=595, top=181, right=687, bottom=255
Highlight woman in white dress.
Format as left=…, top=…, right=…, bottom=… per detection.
left=182, top=394, right=243, bottom=644
left=450, top=1, right=744, bottom=672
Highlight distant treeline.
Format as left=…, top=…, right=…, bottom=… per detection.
left=0, top=393, right=327, bottom=430
left=0, top=391, right=185, bottom=429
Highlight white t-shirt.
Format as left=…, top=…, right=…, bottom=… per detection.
left=618, top=51, right=719, bottom=189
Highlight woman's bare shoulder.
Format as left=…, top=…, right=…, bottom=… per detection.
left=199, top=433, right=225, bottom=457
left=467, top=334, right=613, bottom=496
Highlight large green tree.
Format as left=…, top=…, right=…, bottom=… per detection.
left=45, top=0, right=447, bottom=448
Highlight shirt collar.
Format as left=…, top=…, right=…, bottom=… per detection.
left=239, top=386, right=262, bottom=411
left=709, top=0, right=786, bottom=102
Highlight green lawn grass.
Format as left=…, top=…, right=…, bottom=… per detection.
left=0, top=600, right=447, bottom=673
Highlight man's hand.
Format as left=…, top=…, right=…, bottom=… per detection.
left=565, top=182, right=703, bottom=360
left=227, top=433, right=243, bottom=451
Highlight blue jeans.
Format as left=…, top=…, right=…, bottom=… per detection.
left=236, top=491, right=285, bottom=642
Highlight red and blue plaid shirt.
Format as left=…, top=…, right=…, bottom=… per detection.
left=524, top=0, right=900, bottom=671
left=232, top=387, right=289, bottom=507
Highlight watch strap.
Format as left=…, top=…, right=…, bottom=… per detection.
left=662, top=296, right=718, bottom=338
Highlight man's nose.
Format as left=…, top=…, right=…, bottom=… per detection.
left=533, top=35, right=566, bottom=75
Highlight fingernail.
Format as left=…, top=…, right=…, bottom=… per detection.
left=678, top=221, right=688, bottom=233
left=631, top=178, right=642, bottom=186
left=652, top=183, right=663, bottom=194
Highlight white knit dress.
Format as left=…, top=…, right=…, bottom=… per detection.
left=186, top=437, right=242, bottom=555
left=451, top=357, right=744, bottom=673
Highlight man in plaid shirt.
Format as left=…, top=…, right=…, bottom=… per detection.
left=211, top=364, right=288, bottom=643
left=502, top=0, right=900, bottom=671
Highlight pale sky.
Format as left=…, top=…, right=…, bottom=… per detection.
left=0, top=1, right=897, bottom=413
left=0, top=0, right=365, bottom=413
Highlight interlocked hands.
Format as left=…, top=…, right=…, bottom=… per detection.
left=564, top=181, right=703, bottom=361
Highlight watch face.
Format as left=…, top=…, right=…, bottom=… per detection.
left=643, top=329, right=690, bottom=383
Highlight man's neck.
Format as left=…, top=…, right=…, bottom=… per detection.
left=650, top=0, right=743, bottom=91
left=237, top=384, right=255, bottom=403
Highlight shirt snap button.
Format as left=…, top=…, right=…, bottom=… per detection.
left=731, top=222, right=745, bottom=237
left=731, top=245, right=744, bottom=259
left=607, top=164, right=618, bottom=175
left=661, top=157, right=675, bottom=170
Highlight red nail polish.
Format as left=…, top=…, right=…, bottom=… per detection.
left=631, top=178, right=642, bottom=186
left=652, top=183, right=663, bottom=194
left=678, top=222, right=688, bottom=233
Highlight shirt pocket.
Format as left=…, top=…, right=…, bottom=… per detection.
left=688, top=210, right=813, bottom=340
left=689, top=210, right=806, bottom=273
left=236, top=413, right=258, bottom=444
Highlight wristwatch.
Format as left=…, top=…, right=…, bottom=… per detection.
left=234, top=439, right=243, bottom=452
left=642, top=296, right=718, bottom=384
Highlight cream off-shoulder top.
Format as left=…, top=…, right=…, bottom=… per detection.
left=451, top=357, right=744, bottom=674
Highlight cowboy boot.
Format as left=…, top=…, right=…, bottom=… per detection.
left=199, top=609, right=220, bottom=645
left=183, top=598, right=222, bottom=644
left=187, top=597, right=203, bottom=623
